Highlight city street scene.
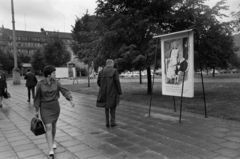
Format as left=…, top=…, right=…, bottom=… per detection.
left=1, top=0, right=240, bottom=159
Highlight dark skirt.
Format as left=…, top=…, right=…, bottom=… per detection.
left=40, top=100, right=60, bottom=124
left=0, top=88, right=4, bottom=97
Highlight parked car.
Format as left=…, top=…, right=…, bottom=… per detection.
left=154, top=69, right=162, bottom=76
left=210, top=69, right=219, bottom=74
left=219, top=69, right=227, bottom=74
left=231, top=69, right=240, bottom=73
left=195, top=70, right=207, bottom=75
left=120, top=72, right=132, bottom=78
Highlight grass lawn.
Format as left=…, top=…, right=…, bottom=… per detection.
left=63, top=73, right=240, bottom=121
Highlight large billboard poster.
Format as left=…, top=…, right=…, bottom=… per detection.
left=159, top=30, right=194, bottom=97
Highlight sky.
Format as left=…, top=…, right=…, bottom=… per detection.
left=0, top=0, right=239, bottom=33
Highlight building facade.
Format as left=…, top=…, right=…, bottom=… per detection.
left=0, top=26, right=89, bottom=75
left=0, top=26, right=73, bottom=59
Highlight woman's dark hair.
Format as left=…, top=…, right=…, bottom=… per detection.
left=43, top=65, right=56, bottom=77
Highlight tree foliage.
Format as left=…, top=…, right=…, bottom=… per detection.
left=44, top=36, right=71, bottom=67
left=72, top=13, right=104, bottom=65
left=0, top=49, right=22, bottom=71
left=72, top=0, right=240, bottom=93
left=31, top=49, right=46, bottom=72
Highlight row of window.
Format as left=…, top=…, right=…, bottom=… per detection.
left=8, top=41, right=44, bottom=48
left=9, top=36, right=47, bottom=42
left=9, top=49, right=36, bottom=55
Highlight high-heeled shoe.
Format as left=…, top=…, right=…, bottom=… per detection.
left=49, top=151, right=54, bottom=159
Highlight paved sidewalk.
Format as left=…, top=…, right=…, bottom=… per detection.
left=1, top=80, right=240, bottom=159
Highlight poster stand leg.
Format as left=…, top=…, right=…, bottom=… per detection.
left=148, top=95, right=153, bottom=117
left=199, top=59, right=207, bottom=118
left=148, top=39, right=158, bottom=117
left=179, top=71, right=186, bottom=123
left=173, top=96, right=176, bottom=112
left=195, top=29, right=207, bottom=118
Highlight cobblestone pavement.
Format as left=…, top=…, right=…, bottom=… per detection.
left=1, top=79, right=240, bottom=159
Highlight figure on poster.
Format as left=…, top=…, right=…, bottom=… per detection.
left=166, top=59, right=177, bottom=84
left=170, top=41, right=179, bottom=66
left=68, top=65, right=74, bottom=80
left=175, top=38, right=189, bottom=84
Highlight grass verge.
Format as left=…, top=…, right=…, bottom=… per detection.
left=63, top=74, right=240, bottom=121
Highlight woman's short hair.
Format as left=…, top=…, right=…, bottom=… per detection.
left=43, top=65, right=56, bottom=77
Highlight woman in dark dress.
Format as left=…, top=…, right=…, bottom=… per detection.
left=0, top=63, right=7, bottom=108
left=34, top=65, right=74, bottom=158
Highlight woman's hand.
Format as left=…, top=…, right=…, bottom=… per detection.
left=70, top=101, right=75, bottom=107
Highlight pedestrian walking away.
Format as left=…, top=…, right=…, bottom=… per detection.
left=34, top=65, right=75, bottom=159
left=96, top=59, right=122, bottom=128
left=0, top=63, right=7, bottom=108
left=24, top=68, right=38, bottom=102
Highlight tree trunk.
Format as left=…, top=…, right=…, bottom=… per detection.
left=212, top=67, right=215, bottom=77
left=139, top=70, right=142, bottom=84
left=87, top=63, right=90, bottom=87
left=146, top=67, right=152, bottom=94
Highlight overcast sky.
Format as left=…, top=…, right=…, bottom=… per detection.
left=0, top=0, right=239, bottom=33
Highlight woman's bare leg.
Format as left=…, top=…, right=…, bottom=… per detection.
left=52, top=122, right=57, bottom=144
left=45, top=124, right=53, bottom=153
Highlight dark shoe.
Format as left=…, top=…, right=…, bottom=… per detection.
left=111, top=124, right=117, bottom=127
left=106, top=124, right=110, bottom=128
left=0, top=104, right=2, bottom=107
left=49, top=151, right=54, bottom=159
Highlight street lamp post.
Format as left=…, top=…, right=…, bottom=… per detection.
left=11, top=0, right=21, bottom=84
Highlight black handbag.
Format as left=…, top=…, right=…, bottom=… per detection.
left=3, top=90, right=10, bottom=99
left=30, top=117, right=46, bottom=136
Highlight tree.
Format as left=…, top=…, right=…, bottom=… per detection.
left=44, top=36, right=71, bottom=67
left=0, top=49, right=22, bottom=72
left=72, top=13, right=105, bottom=86
left=96, top=0, right=184, bottom=94
left=0, top=49, right=12, bottom=71
left=18, top=53, right=31, bottom=63
left=231, top=3, right=240, bottom=32
left=31, top=49, right=46, bottom=73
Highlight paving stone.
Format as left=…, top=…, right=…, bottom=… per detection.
left=138, top=150, right=165, bottom=159
left=7, top=135, right=28, bottom=142
left=21, top=154, right=48, bottom=159
left=210, top=155, right=232, bottom=159
left=0, top=150, right=16, bottom=159
left=16, top=148, right=42, bottom=158
left=196, top=142, right=222, bottom=151
left=224, top=136, right=240, bottom=143
left=214, top=148, right=240, bottom=158
left=219, top=141, right=240, bottom=149
left=10, top=139, right=32, bottom=147
left=54, top=151, right=77, bottom=159
left=13, top=143, right=37, bottom=152
left=94, top=143, right=122, bottom=157
left=55, top=135, right=75, bottom=142
left=189, top=149, right=219, bottom=158
left=0, top=145, right=13, bottom=152
left=60, top=139, right=82, bottom=147
left=124, top=145, right=147, bottom=155
left=74, top=149, right=101, bottom=159
left=67, top=144, right=91, bottom=153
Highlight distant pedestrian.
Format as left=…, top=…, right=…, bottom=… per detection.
left=34, top=65, right=75, bottom=158
left=96, top=59, right=122, bottom=127
left=24, top=69, right=38, bottom=102
left=0, top=63, right=7, bottom=108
